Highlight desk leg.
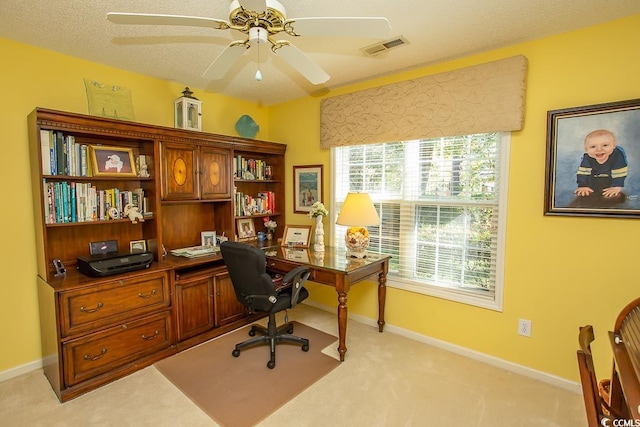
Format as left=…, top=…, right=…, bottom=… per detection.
left=337, top=291, right=348, bottom=362
left=378, top=270, right=387, bottom=332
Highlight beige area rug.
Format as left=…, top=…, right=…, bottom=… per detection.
left=155, top=322, right=339, bottom=427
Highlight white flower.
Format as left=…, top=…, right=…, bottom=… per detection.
left=308, top=202, right=328, bottom=218
left=264, top=220, right=277, bottom=231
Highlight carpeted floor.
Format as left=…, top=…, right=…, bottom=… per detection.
left=154, top=321, right=340, bottom=427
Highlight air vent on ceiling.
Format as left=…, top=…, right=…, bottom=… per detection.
left=361, top=35, right=409, bottom=56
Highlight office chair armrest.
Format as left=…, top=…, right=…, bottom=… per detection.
left=281, top=266, right=311, bottom=308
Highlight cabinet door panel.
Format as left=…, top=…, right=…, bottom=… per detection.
left=176, top=277, right=214, bottom=341
left=213, top=270, right=246, bottom=326
left=161, top=143, right=197, bottom=200
left=199, top=147, right=231, bottom=199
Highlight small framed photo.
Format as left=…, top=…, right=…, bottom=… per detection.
left=91, top=146, right=137, bottom=177
left=294, top=165, right=323, bottom=214
left=129, top=239, right=147, bottom=253
left=201, top=231, right=216, bottom=247
left=236, top=218, right=256, bottom=241
left=281, top=225, right=312, bottom=248
left=545, top=98, right=640, bottom=217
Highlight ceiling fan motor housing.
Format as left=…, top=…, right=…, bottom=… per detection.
left=229, top=0, right=287, bottom=35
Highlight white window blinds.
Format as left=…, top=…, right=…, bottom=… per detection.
left=332, top=133, right=508, bottom=309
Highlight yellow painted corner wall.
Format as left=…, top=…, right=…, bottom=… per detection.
left=270, top=14, right=640, bottom=382
left=0, top=37, right=268, bottom=372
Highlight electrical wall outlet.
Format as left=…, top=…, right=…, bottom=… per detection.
left=518, top=319, right=532, bottom=337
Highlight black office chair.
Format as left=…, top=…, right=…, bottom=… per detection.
left=220, top=241, right=311, bottom=369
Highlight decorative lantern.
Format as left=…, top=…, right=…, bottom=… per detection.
left=174, top=87, right=202, bottom=131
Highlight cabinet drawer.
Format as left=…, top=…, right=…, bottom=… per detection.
left=60, top=272, right=170, bottom=337
left=62, top=311, right=172, bottom=387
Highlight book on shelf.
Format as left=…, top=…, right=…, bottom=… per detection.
left=42, top=180, right=146, bottom=224
left=234, top=154, right=270, bottom=180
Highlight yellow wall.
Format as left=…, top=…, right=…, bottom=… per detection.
left=1, top=14, right=639, bottom=383
left=271, top=14, right=640, bottom=382
left=0, top=37, right=267, bottom=372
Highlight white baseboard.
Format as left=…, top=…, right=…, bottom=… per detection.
left=302, top=300, right=581, bottom=394
left=0, top=359, right=42, bottom=383
left=3, top=303, right=581, bottom=394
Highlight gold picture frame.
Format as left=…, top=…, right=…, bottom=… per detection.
left=129, top=239, right=147, bottom=253
left=90, top=145, right=137, bottom=177
left=281, top=225, right=312, bottom=248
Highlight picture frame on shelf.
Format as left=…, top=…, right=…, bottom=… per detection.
left=129, top=239, right=147, bottom=253
left=544, top=98, right=640, bottom=218
left=91, top=146, right=137, bottom=177
left=201, top=231, right=216, bottom=247
left=294, top=165, right=323, bottom=214
left=236, top=218, right=256, bottom=241
left=281, top=225, right=312, bottom=248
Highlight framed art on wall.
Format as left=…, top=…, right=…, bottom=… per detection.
left=90, top=146, right=137, bottom=177
left=544, top=98, right=640, bottom=218
left=293, top=165, right=323, bottom=214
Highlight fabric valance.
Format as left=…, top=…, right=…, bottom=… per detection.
left=320, top=55, right=527, bottom=148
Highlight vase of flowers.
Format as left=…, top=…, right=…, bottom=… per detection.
left=263, top=218, right=277, bottom=241
left=308, top=202, right=328, bottom=252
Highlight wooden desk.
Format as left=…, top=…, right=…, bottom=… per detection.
left=263, top=246, right=391, bottom=361
left=609, top=296, right=640, bottom=421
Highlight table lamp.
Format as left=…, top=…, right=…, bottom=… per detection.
left=335, top=192, right=380, bottom=258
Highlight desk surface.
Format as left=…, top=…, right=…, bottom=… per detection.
left=262, top=245, right=391, bottom=274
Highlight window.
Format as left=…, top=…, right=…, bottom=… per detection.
left=331, top=133, right=509, bottom=310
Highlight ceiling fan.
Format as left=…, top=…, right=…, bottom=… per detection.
left=106, top=0, right=391, bottom=85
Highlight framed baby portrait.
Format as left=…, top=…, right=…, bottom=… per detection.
left=544, top=98, right=640, bottom=218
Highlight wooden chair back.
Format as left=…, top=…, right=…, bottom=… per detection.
left=577, top=324, right=612, bottom=427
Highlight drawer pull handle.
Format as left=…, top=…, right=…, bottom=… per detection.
left=80, top=302, right=103, bottom=313
left=83, top=348, right=107, bottom=361
left=138, top=289, right=157, bottom=299
left=142, top=330, right=159, bottom=341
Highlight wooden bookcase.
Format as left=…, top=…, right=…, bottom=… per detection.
left=28, top=108, right=286, bottom=401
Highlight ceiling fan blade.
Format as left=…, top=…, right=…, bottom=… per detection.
left=276, top=43, right=329, bottom=85
left=236, top=0, right=267, bottom=12
left=202, top=43, right=249, bottom=80
left=288, top=17, right=391, bottom=38
left=107, top=12, right=229, bottom=30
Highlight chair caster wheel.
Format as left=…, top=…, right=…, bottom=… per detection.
left=232, top=349, right=240, bottom=357
left=248, top=330, right=256, bottom=337
left=302, top=344, right=309, bottom=352
left=267, top=360, right=275, bottom=369
left=287, top=326, right=294, bottom=334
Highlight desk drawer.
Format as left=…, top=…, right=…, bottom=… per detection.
left=266, top=259, right=296, bottom=274
left=62, top=311, right=172, bottom=387
left=60, top=272, right=170, bottom=337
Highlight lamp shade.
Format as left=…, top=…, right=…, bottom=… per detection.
left=336, top=192, right=380, bottom=226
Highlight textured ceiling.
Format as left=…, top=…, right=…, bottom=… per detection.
left=1, top=0, right=639, bottom=106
